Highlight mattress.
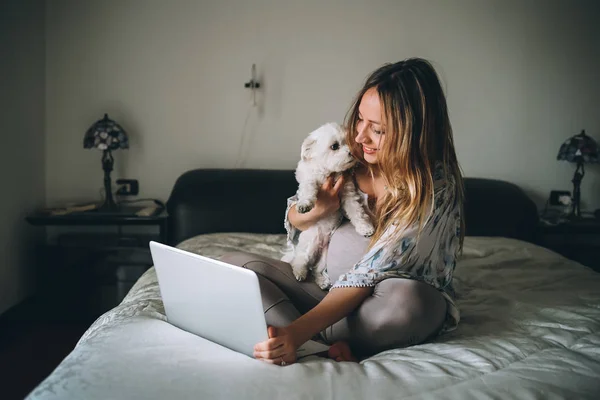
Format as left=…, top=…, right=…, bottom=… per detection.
left=27, top=234, right=600, bottom=399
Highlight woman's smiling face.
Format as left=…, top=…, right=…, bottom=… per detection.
left=354, top=87, right=385, bottom=165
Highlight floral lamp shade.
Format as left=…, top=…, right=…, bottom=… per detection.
left=83, top=113, right=129, bottom=151
left=556, top=130, right=599, bottom=164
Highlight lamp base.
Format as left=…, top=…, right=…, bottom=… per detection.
left=97, top=199, right=119, bottom=212
left=570, top=158, right=585, bottom=219
left=99, top=149, right=118, bottom=213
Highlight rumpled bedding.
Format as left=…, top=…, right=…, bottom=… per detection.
left=27, top=235, right=600, bottom=399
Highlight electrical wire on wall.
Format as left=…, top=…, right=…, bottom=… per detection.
left=234, top=106, right=255, bottom=169
left=234, top=64, right=261, bottom=168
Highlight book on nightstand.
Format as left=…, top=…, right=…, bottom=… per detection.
left=41, top=202, right=100, bottom=216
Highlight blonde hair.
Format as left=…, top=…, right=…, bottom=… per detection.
left=344, top=58, right=465, bottom=249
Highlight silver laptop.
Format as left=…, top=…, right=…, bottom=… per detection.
left=149, top=241, right=329, bottom=358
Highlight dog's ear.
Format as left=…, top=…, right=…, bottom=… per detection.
left=301, top=136, right=317, bottom=161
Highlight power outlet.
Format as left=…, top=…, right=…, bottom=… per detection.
left=116, top=179, right=139, bottom=196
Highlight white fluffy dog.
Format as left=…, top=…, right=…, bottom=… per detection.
left=282, top=122, right=375, bottom=289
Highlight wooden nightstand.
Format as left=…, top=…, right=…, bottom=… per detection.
left=25, top=205, right=168, bottom=322
left=538, top=217, right=600, bottom=273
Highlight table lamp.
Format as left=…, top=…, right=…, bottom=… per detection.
left=83, top=113, right=129, bottom=211
left=556, top=129, right=598, bottom=218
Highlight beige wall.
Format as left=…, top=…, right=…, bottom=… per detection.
left=46, top=0, right=600, bottom=210
left=0, top=0, right=46, bottom=314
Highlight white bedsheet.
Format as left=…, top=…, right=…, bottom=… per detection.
left=26, top=235, right=600, bottom=399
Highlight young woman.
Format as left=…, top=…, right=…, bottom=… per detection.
left=221, top=58, right=464, bottom=365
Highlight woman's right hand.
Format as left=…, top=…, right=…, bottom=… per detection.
left=288, top=175, right=345, bottom=231
left=312, top=175, right=345, bottom=220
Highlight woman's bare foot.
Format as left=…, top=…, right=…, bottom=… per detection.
left=327, top=341, right=358, bottom=362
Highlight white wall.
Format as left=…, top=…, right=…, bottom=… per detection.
left=0, top=0, right=46, bottom=314
left=46, top=0, right=600, bottom=211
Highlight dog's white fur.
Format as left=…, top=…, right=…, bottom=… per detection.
left=282, top=122, right=374, bottom=289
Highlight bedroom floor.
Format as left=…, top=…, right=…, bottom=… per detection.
left=0, top=299, right=90, bottom=400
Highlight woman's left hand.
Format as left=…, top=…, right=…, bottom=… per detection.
left=253, top=326, right=298, bottom=366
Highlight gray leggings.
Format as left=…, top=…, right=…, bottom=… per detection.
left=220, top=251, right=447, bottom=357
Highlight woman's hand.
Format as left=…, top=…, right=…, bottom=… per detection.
left=254, top=326, right=299, bottom=366
left=288, top=175, right=345, bottom=231
left=254, top=287, right=372, bottom=366
left=313, top=175, right=345, bottom=219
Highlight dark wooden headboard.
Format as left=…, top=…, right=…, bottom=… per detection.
left=165, top=169, right=539, bottom=246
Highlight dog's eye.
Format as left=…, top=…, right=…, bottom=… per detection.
left=330, top=142, right=340, bottom=151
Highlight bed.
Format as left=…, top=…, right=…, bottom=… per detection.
left=27, top=169, right=600, bottom=399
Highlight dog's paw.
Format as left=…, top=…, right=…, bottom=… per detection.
left=314, top=274, right=331, bottom=290
left=296, top=200, right=315, bottom=214
left=355, top=223, right=375, bottom=238
left=293, top=269, right=308, bottom=282
left=291, top=263, right=308, bottom=281
left=362, top=228, right=375, bottom=238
